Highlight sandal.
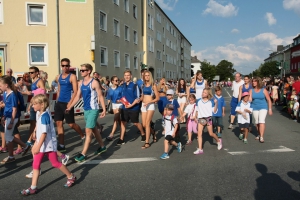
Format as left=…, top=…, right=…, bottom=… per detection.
left=255, top=136, right=260, bottom=140
left=141, top=143, right=150, bottom=149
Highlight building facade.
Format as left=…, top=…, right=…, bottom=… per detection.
left=0, top=0, right=95, bottom=80
left=290, top=35, right=300, bottom=74
left=94, top=0, right=192, bottom=80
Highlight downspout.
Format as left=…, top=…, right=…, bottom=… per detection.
left=56, top=0, right=61, bottom=73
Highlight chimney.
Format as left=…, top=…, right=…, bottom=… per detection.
left=277, top=45, right=284, bottom=52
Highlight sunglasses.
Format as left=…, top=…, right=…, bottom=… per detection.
left=28, top=72, right=35, bottom=74
left=114, top=79, right=119, bottom=82
left=80, top=69, right=88, bottom=72
left=61, top=65, right=70, bottom=68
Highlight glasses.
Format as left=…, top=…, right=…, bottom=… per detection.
left=28, top=72, right=35, bottom=74
left=114, top=79, right=119, bottom=82
left=61, top=65, right=70, bottom=68
left=80, top=69, right=88, bottom=73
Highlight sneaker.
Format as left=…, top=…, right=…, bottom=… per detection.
left=20, top=187, right=38, bottom=196
left=61, top=154, right=70, bottom=165
left=74, top=153, right=86, bottom=163
left=255, top=135, right=260, bottom=140
left=193, top=148, right=204, bottom=155
left=57, top=145, right=66, bottom=152
left=239, top=134, right=244, bottom=140
left=160, top=153, right=169, bottom=159
left=0, top=156, right=15, bottom=164
left=64, top=174, right=76, bottom=188
left=243, top=139, right=248, bottom=144
left=106, top=135, right=114, bottom=141
left=228, top=124, right=233, bottom=129
left=217, top=139, right=223, bottom=150
left=141, top=135, right=146, bottom=142
left=0, top=147, right=7, bottom=153
left=94, top=146, right=107, bottom=155
left=22, top=145, right=31, bottom=156
left=13, top=148, right=23, bottom=155
left=186, top=140, right=192, bottom=145
left=25, top=170, right=42, bottom=178
left=217, top=133, right=222, bottom=138
left=177, top=142, right=182, bottom=153
left=26, top=141, right=33, bottom=147
left=116, top=139, right=125, bottom=146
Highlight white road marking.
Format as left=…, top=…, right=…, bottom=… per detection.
left=228, top=151, right=249, bottom=155
left=77, top=157, right=158, bottom=165
left=259, top=146, right=295, bottom=153
left=224, top=88, right=232, bottom=98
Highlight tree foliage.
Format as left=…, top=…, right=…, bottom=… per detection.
left=215, top=60, right=236, bottom=81
left=260, top=61, right=281, bottom=77
left=200, top=60, right=216, bottom=82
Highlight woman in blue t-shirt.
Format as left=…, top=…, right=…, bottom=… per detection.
left=105, top=76, right=122, bottom=141
left=249, top=77, right=273, bottom=143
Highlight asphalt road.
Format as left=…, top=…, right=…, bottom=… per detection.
left=0, top=87, right=300, bottom=200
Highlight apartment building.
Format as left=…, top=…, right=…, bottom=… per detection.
left=94, top=0, right=192, bottom=80
left=0, top=0, right=95, bottom=80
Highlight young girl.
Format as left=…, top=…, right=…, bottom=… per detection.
left=176, top=79, right=187, bottom=123
left=0, top=76, right=30, bottom=164
left=194, top=88, right=222, bottom=155
left=182, top=94, right=197, bottom=145
left=21, top=94, right=76, bottom=195
left=235, top=92, right=253, bottom=144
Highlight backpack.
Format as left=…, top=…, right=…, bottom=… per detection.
left=164, top=114, right=180, bottom=143
left=16, top=91, right=26, bottom=111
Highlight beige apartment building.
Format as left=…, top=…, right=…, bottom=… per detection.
left=0, top=0, right=94, bottom=81
left=94, top=0, right=192, bottom=80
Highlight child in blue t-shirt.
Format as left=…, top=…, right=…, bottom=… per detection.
left=212, top=86, right=226, bottom=138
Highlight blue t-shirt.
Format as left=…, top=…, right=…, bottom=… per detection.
left=106, top=86, right=122, bottom=103
left=163, top=99, right=180, bottom=116
left=213, top=95, right=226, bottom=117
left=136, top=79, right=144, bottom=90
left=3, top=91, right=19, bottom=118
left=121, top=82, right=140, bottom=110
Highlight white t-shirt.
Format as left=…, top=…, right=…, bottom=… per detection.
left=164, top=115, right=178, bottom=136
left=196, top=98, right=216, bottom=118
left=293, top=102, right=299, bottom=111
left=36, top=109, right=57, bottom=152
left=232, top=80, right=244, bottom=98
left=235, top=101, right=253, bottom=124
left=184, top=103, right=196, bottom=118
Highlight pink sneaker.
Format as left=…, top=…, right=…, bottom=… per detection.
left=20, top=187, right=38, bottom=196
left=14, top=148, right=23, bottom=155
left=0, top=147, right=7, bottom=153
left=64, top=174, right=76, bottom=187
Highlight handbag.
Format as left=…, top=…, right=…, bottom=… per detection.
left=107, top=102, right=113, bottom=114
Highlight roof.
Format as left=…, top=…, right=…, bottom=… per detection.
left=191, top=56, right=200, bottom=63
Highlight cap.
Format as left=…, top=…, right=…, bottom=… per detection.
left=165, top=104, right=174, bottom=110
left=166, top=89, right=174, bottom=95
left=242, top=92, right=250, bottom=97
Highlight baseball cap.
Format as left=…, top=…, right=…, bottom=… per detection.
left=242, top=92, right=249, bottom=97
left=166, top=89, right=174, bottom=95
left=165, top=104, right=174, bottom=110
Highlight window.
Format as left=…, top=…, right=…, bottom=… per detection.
left=156, top=13, right=161, bottom=23
left=113, top=19, right=120, bottom=36
left=125, top=54, right=130, bottom=68
left=28, top=44, right=48, bottom=65
left=133, top=4, right=137, bottom=18
left=114, top=51, right=120, bottom=67
left=163, top=27, right=165, bottom=38
left=163, top=44, right=165, bottom=53
left=125, top=25, right=129, bottom=41
left=156, top=50, right=161, bottom=60
left=124, top=0, right=129, bottom=13
left=113, top=0, right=119, bottom=5
left=26, top=3, right=47, bottom=25
left=133, top=30, right=138, bottom=44
left=100, top=46, right=108, bottom=65
left=148, top=14, right=153, bottom=30
left=99, top=11, right=107, bottom=31
left=0, top=0, right=3, bottom=24
left=157, top=31, right=161, bottom=42
left=133, top=56, right=138, bottom=69
left=148, top=36, right=154, bottom=52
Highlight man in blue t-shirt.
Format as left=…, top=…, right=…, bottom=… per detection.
left=117, top=70, right=145, bottom=146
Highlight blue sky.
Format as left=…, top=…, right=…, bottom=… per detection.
left=156, top=0, right=300, bottom=74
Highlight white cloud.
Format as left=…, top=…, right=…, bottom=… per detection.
left=283, top=0, right=300, bottom=16
left=191, top=32, right=295, bottom=74
left=231, top=29, right=240, bottom=33
left=202, top=0, right=238, bottom=17
left=265, top=12, right=277, bottom=26
left=155, top=0, right=178, bottom=11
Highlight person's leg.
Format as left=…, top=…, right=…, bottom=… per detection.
left=31, top=152, right=44, bottom=187
left=28, top=106, right=36, bottom=143
left=187, top=119, right=193, bottom=142
left=119, top=109, right=128, bottom=141
left=65, top=105, right=85, bottom=138
left=207, top=125, right=219, bottom=143
left=197, top=124, right=204, bottom=150
left=144, top=110, right=155, bottom=145
left=164, top=139, right=169, bottom=153
left=252, top=110, right=260, bottom=138
left=56, top=120, right=65, bottom=146
left=81, top=128, right=93, bottom=155
left=258, top=110, right=268, bottom=139
left=14, top=134, right=23, bottom=151
left=108, top=109, right=120, bottom=138
left=120, top=121, right=127, bottom=140
left=244, top=127, right=249, bottom=140
left=130, top=110, right=145, bottom=137
left=68, top=123, right=85, bottom=138
left=0, top=131, right=5, bottom=149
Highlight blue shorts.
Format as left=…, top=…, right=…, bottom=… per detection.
left=230, top=97, right=238, bottom=115
left=158, top=96, right=167, bottom=114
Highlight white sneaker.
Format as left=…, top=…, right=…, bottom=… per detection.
left=62, top=154, right=70, bottom=165
left=217, top=139, right=223, bottom=150
left=228, top=124, right=233, bottom=129
left=193, top=148, right=204, bottom=155
left=25, top=170, right=41, bottom=178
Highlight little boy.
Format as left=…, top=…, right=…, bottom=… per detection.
left=212, top=86, right=226, bottom=138
left=293, top=96, right=299, bottom=122
left=160, top=104, right=182, bottom=159
left=235, top=92, right=252, bottom=144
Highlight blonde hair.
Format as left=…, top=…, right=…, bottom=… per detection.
left=203, top=88, right=213, bottom=100
left=32, top=94, right=49, bottom=112
left=143, top=70, right=154, bottom=86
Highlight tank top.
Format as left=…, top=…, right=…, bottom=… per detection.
left=195, top=79, right=205, bottom=99
left=242, top=84, right=253, bottom=93
left=80, top=79, right=99, bottom=110
left=190, top=87, right=196, bottom=94
left=31, top=78, right=40, bottom=91
left=179, top=87, right=185, bottom=93
left=143, top=85, right=153, bottom=96
left=58, top=74, right=73, bottom=103
left=251, top=89, right=268, bottom=111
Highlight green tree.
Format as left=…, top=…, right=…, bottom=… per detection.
left=260, top=61, right=280, bottom=77
left=200, top=60, right=216, bottom=82
left=215, top=60, right=236, bottom=81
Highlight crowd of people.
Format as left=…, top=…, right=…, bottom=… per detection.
left=0, top=60, right=292, bottom=195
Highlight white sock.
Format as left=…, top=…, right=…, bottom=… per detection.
left=30, top=185, right=37, bottom=190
